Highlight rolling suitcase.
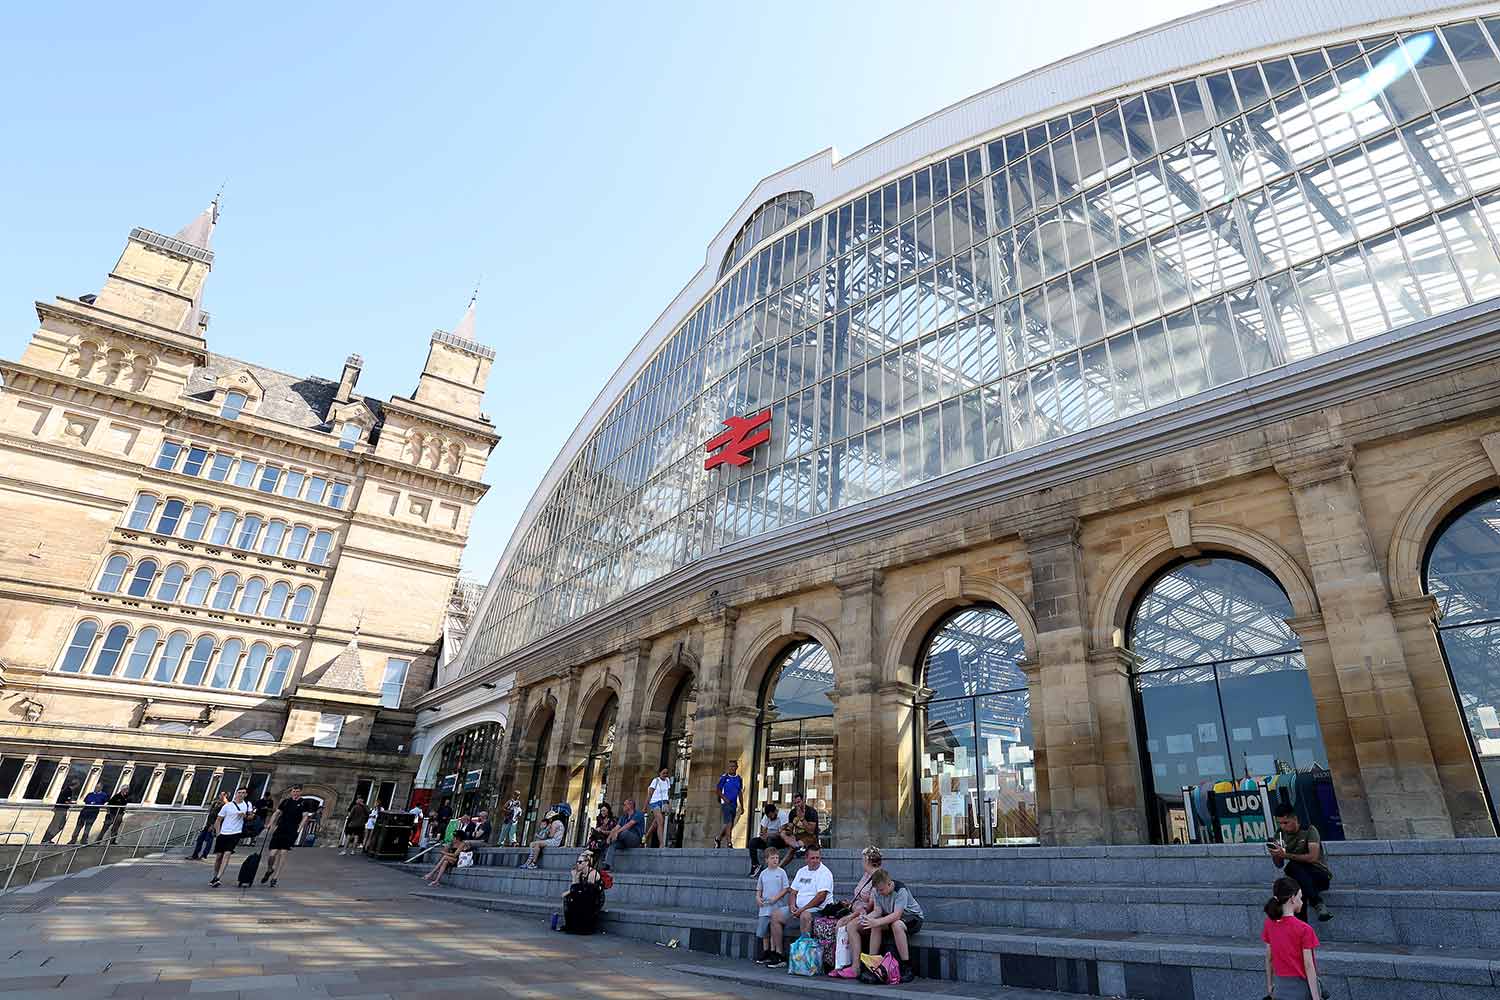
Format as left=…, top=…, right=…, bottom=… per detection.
left=237, top=834, right=263, bottom=888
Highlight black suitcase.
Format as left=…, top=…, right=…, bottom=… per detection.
left=237, top=839, right=262, bottom=887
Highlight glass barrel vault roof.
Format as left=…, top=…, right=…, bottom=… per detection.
left=463, top=4, right=1500, bottom=675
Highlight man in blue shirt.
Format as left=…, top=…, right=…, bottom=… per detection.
left=715, top=760, right=743, bottom=849
left=70, top=787, right=110, bottom=845
left=602, top=798, right=644, bottom=871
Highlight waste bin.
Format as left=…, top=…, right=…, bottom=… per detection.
left=366, top=811, right=415, bottom=860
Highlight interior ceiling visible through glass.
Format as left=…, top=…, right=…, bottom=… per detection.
left=764, top=641, right=835, bottom=721
left=467, top=20, right=1500, bottom=672
left=1129, top=557, right=1300, bottom=673
left=922, top=606, right=1028, bottom=698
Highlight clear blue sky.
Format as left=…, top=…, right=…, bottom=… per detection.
left=0, top=1, right=1212, bottom=577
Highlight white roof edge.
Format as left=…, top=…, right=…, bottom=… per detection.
left=457, top=0, right=1488, bottom=673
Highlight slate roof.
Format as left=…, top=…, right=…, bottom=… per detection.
left=183, top=353, right=382, bottom=435
left=299, top=637, right=370, bottom=694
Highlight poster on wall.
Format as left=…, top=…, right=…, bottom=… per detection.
left=438, top=773, right=458, bottom=793
left=1212, top=786, right=1270, bottom=843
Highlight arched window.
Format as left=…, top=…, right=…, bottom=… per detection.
left=286, top=526, right=311, bottom=561
left=183, top=503, right=213, bottom=541
left=91, top=624, right=131, bottom=676
left=98, top=554, right=129, bottom=593
left=660, top=675, right=697, bottom=845
left=265, top=582, right=291, bottom=618
left=220, top=389, right=248, bottom=419
left=125, top=494, right=158, bottom=530
left=260, top=520, right=287, bottom=555
left=126, top=559, right=159, bottom=597
left=264, top=647, right=294, bottom=695
left=575, top=695, right=618, bottom=845
left=309, top=530, right=334, bottom=565
left=522, top=715, right=554, bottom=842
left=1128, top=557, right=1340, bottom=845
left=154, top=631, right=189, bottom=682
left=209, top=638, right=243, bottom=688
left=155, top=499, right=186, bottom=536
left=211, top=573, right=240, bottom=611
left=338, top=422, right=362, bottom=449
left=185, top=569, right=214, bottom=605
left=916, top=606, right=1036, bottom=846
left=237, top=578, right=266, bottom=615
left=289, top=586, right=315, bottom=622
left=209, top=510, right=239, bottom=546
left=239, top=642, right=271, bottom=692
left=234, top=515, right=263, bottom=550
left=1425, top=491, right=1500, bottom=827
left=182, top=636, right=216, bottom=686
left=756, top=641, right=835, bottom=842
left=58, top=620, right=99, bottom=673
left=123, top=627, right=161, bottom=679
left=157, top=564, right=188, bottom=602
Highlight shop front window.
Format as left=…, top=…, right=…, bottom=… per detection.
left=756, top=641, right=835, bottom=846
left=916, top=606, right=1037, bottom=846
left=1129, top=557, right=1341, bottom=844
left=575, top=697, right=617, bottom=845
left=660, top=676, right=697, bottom=847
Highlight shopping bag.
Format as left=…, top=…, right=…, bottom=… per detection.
left=787, top=937, right=822, bottom=976
left=456, top=851, right=475, bottom=868
left=834, top=924, right=852, bottom=969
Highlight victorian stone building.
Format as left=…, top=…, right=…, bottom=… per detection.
left=418, top=2, right=1500, bottom=851
left=0, top=203, right=497, bottom=829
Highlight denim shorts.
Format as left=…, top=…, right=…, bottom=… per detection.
left=649, top=800, right=669, bottom=812
left=721, top=803, right=738, bottom=824
left=756, top=905, right=789, bottom=937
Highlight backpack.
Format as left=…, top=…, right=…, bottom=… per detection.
left=856, top=952, right=902, bottom=985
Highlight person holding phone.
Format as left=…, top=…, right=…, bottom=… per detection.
left=1266, top=804, right=1333, bottom=923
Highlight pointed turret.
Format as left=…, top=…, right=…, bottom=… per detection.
left=173, top=197, right=219, bottom=251
left=412, top=290, right=493, bottom=421
left=450, top=294, right=477, bottom=343
left=87, top=198, right=217, bottom=342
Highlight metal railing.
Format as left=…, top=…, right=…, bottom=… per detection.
left=0, top=805, right=205, bottom=894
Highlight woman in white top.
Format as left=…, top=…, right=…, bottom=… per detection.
left=645, top=768, right=672, bottom=848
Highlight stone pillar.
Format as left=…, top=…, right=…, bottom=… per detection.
left=684, top=608, right=738, bottom=846
left=540, top=670, right=583, bottom=819
left=1085, top=646, right=1149, bottom=844
left=1277, top=447, right=1455, bottom=838
left=1285, top=614, right=1374, bottom=839
left=611, top=639, right=654, bottom=814
left=43, top=758, right=70, bottom=803
left=876, top=680, right=923, bottom=847
left=1390, top=596, right=1497, bottom=836
left=829, top=570, right=885, bottom=849
left=1021, top=518, right=1107, bottom=845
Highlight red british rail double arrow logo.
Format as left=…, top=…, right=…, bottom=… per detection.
left=703, top=410, right=772, bottom=470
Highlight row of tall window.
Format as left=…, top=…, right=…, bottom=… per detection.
left=0, top=755, right=272, bottom=807
left=154, top=439, right=351, bottom=509
left=472, top=18, right=1500, bottom=667
left=97, top=552, right=317, bottom=622
left=57, top=619, right=296, bottom=695
left=123, top=492, right=335, bottom=565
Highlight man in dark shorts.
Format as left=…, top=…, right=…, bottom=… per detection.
left=863, top=868, right=924, bottom=982
left=714, top=760, right=742, bottom=849
left=261, top=785, right=317, bottom=887
left=209, top=786, right=252, bottom=887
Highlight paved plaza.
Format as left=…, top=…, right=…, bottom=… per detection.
left=0, top=848, right=1072, bottom=1000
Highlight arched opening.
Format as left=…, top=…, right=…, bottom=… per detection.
left=659, top=675, right=697, bottom=847
left=1128, top=556, right=1343, bottom=845
left=914, top=605, right=1037, bottom=847
left=1424, top=490, right=1500, bottom=829
left=575, top=696, right=618, bottom=845
left=429, top=721, right=505, bottom=823
left=521, top=713, right=554, bottom=843
left=754, top=641, right=835, bottom=845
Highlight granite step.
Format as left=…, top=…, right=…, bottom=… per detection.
left=674, top=961, right=1098, bottom=998
left=409, top=885, right=1500, bottom=1000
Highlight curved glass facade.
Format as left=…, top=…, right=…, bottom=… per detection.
left=721, top=192, right=816, bottom=278
left=470, top=16, right=1500, bottom=671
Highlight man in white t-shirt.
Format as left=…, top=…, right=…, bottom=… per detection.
left=209, top=786, right=252, bottom=887
left=771, top=847, right=834, bottom=939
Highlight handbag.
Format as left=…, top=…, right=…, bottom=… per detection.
left=787, top=937, right=822, bottom=976
left=456, top=851, right=475, bottom=868
left=856, top=951, right=901, bottom=985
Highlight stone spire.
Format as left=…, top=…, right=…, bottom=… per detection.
left=451, top=288, right=477, bottom=343
left=174, top=195, right=220, bottom=251
left=300, top=634, right=369, bottom=693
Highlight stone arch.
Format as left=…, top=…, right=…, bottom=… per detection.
left=66, top=338, right=102, bottom=380
left=734, top=613, right=842, bottom=711
left=521, top=694, right=558, bottom=748
left=886, top=576, right=1040, bottom=687
left=446, top=443, right=464, bottom=475
left=574, top=672, right=622, bottom=747
left=415, top=708, right=509, bottom=786
left=1090, top=521, right=1319, bottom=653
left=643, top=645, right=700, bottom=718
left=1388, top=455, right=1497, bottom=602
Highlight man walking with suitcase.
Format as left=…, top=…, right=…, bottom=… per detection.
left=260, top=785, right=317, bottom=888
left=209, top=786, right=252, bottom=887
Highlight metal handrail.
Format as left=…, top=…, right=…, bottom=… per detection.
left=1, top=812, right=198, bottom=894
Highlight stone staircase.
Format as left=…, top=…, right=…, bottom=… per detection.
left=399, top=841, right=1500, bottom=999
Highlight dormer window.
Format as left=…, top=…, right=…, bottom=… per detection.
left=220, top=390, right=248, bottom=420
left=338, top=423, right=362, bottom=450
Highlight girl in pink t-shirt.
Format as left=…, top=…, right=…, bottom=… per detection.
left=1261, top=876, right=1321, bottom=1000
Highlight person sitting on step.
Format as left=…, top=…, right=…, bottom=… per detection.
left=783, top=792, right=820, bottom=856
left=859, top=868, right=923, bottom=982
left=768, top=845, right=833, bottom=965
left=601, top=798, right=644, bottom=871
left=1267, top=804, right=1333, bottom=923
left=524, top=810, right=566, bottom=869
left=423, top=834, right=468, bottom=886
left=746, top=800, right=788, bottom=877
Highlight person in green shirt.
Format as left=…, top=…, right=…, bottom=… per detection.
left=1268, top=804, right=1333, bottom=922
left=443, top=815, right=466, bottom=844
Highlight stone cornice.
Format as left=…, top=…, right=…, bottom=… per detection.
left=35, top=298, right=209, bottom=362
left=381, top=396, right=499, bottom=446
left=0, top=470, right=123, bottom=511
left=337, top=542, right=461, bottom=576
left=451, top=297, right=1500, bottom=687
